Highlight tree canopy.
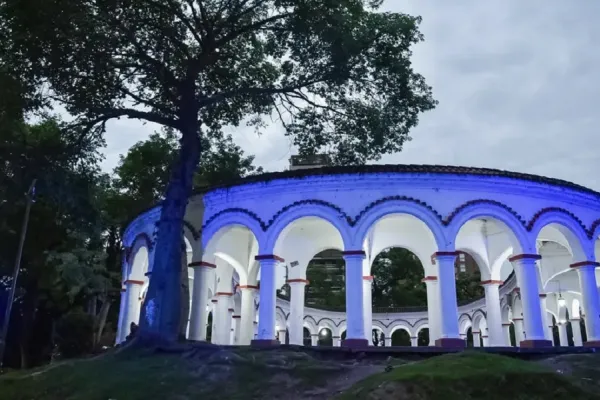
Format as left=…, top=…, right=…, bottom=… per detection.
left=1, top=0, right=437, bottom=342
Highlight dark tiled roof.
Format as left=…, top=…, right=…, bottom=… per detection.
left=126, top=164, right=599, bottom=230
left=204, top=164, right=600, bottom=198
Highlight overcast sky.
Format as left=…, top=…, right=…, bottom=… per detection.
left=99, top=0, right=600, bottom=191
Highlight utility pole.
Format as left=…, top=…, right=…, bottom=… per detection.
left=0, top=179, right=36, bottom=370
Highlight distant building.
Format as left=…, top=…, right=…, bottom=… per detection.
left=289, top=154, right=331, bottom=170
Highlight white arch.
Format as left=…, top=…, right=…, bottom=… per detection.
left=264, top=203, right=352, bottom=252
left=529, top=211, right=593, bottom=262
left=352, top=199, right=447, bottom=250
left=446, top=202, right=533, bottom=255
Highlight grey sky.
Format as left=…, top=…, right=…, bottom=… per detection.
left=99, top=0, right=600, bottom=191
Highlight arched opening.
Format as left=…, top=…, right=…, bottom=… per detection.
left=391, top=329, right=411, bottom=346
left=417, top=328, right=429, bottom=347
left=371, top=327, right=385, bottom=346
left=466, top=327, right=474, bottom=347
left=454, top=252, right=484, bottom=303
left=206, top=311, right=213, bottom=343
left=272, top=215, right=345, bottom=346
left=305, top=249, right=346, bottom=308
left=303, top=327, right=312, bottom=346
left=371, top=247, right=427, bottom=308
left=318, top=328, right=333, bottom=347
left=341, top=330, right=347, bottom=341
left=509, top=323, right=516, bottom=347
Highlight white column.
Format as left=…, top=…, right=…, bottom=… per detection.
left=473, top=331, right=481, bottom=347
left=558, top=322, right=568, bottom=346
left=435, top=253, right=461, bottom=345
left=116, top=288, right=127, bottom=344
left=233, top=315, right=241, bottom=344
left=311, top=334, right=318, bottom=346
left=288, top=279, right=308, bottom=345
left=510, top=255, right=547, bottom=344
left=334, top=336, right=342, bottom=347
left=513, top=318, right=525, bottom=345
left=210, top=300, right=217, bottom=342
left=482, top=334, right=489, bottom=347
left=547, top=324, right=555, bottom=344
left=277, top=329, right=286, bottom=344
left=342, top=251, right=366, bottom=346
left=123, top=279, right=144, bottom=338
left=410, top=336, right=418, bottom=347
left=239, top=285, right=258, bottom=345
left=424, top=277, right=440, bottom=345
left=215, top=292, right=232, bottom=344
left=363, top=276, right=373, bottom=343
left=256, top=255, right=281, bottom=343
left=572, top=262, right=600, bottom=344
left=502, top=323, right=512, bottom=346
left=384, top=337, right=392, bottom=347
left=539, top=294, right=552, bottom=341
left=482, top=282, right=504, bottom=346
left=188, top=262, right=215, bottom=341
left=571, top=319, right=583, bottom=346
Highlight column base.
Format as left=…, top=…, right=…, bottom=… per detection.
left=435, top=338, right=465, bottom=348
left=341, top=339, right=369, bottom=349
left=519, top=339, right=553, bottom=348
left=583, top=340, right=600, bottom=347
left=250, top=339, right=280, bottom=348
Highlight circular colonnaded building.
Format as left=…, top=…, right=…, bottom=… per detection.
left=116, top=164, right=600, bottom=348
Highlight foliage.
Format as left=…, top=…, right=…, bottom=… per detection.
left=371, top=248, right=427, bottom=307
left=54, top=311, right=95, bottom=359
left=1, top=0, right=437, bottom=341
left=305, top=254, right=346, bottom=308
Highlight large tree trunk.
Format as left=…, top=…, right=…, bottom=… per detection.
left=138, top=123, right=201, bottom=344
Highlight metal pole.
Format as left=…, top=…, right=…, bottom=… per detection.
left=0, top=179, right=36, bottom=370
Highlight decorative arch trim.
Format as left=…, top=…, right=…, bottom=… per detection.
left=527, top=207, right=587, bottom=237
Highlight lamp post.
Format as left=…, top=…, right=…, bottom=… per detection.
left=0, top=179, right=36, bottom=370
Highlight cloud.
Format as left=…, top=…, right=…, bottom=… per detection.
left=98, top=0, right=600, bottom=191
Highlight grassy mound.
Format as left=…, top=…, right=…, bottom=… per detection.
left=336, top=352, right=599, bottom=400
left=1, top=348, right=599, bottom=400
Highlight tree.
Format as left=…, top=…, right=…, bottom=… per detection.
left=371, top=248, right=427, bottom=308
left=0, top=118, right=108, bottom=367
left=1, top=0, right=437, bottom=342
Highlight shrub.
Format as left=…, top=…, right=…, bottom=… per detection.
left=55, top=311, right=95, bottom=358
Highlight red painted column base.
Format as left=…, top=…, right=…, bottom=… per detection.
left=250, top=339, right=280, bottom=348
left=435, top=338, right=466, bottom=348
left=583, top=340, right=600, bottom=347
left=341, top=339, right=369, bottom=349
left=519, top=339, right=553, bottom=348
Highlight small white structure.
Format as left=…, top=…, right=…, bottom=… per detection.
left=117, top=165, right=600, bottom=348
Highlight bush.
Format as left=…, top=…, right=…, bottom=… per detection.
left=55, top=311, right=95, bottom=358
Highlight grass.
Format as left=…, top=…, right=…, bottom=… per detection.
left=1, top=348, right=599, bottom=400
left=336, top=352, right=600, bottom=400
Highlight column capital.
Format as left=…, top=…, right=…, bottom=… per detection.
left=216, top=291, right=233, bottom=297
left=363, top=275, right=373, bottom=281
left=238, top=284, right=259, bottom=290
left=480, top=280, right=503, bottom=286
left=570, top=261, right=600, bottom=269
left=286, top=279, right=309, bottom=285
left=431, top=251, right=458, bottom=264
left=502, top=323, right=512, bottom=326
left=124, top=279, right=144, bottom=286
left=508, top=254, right=541, bottom=263
left=539, top=293, right=547, bottom=298
left=255, top=254, right=285, bottom=263
left=342, top=250, right=366, bottom=259
left=421, top=275, right=438, bottom=283
left=144, top=271, right=152, bottom=277
left=188, top=261, right=216, bottom=269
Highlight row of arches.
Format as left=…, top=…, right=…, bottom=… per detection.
left=118, top=193, right=600, bottom=348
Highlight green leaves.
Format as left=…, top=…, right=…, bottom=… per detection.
left=1, top=0, right=436, bottom=163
